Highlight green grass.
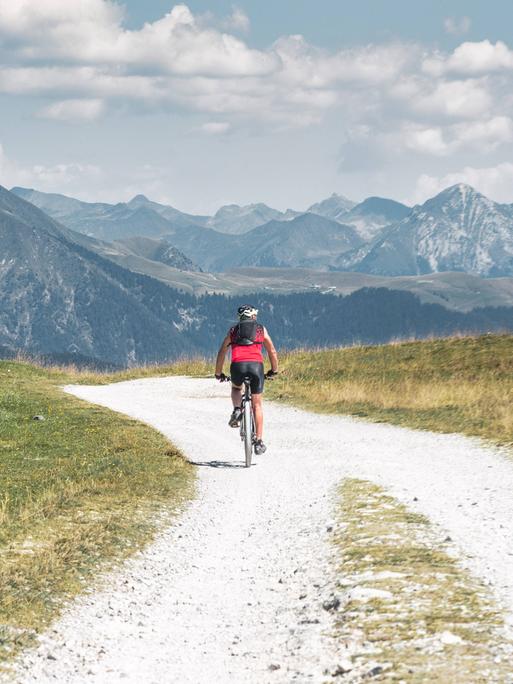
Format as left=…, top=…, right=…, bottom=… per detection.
left=0, top=361, right=194, bottom=662
left=266, top=334, right=513, bottom=447
left=333, top=479, right=512, bottom=682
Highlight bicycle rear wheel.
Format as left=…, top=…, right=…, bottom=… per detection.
left=243, top=399, right=252, bottom=467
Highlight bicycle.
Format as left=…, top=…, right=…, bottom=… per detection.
left=220, top=370, right=276, bottom=468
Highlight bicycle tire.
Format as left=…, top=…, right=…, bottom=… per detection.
left=243, top=399, right=252, bottom=467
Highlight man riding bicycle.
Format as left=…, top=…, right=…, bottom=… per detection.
left=215, top=305, right=279, bottom=455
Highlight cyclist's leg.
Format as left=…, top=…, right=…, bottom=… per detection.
left=231, top=385, right=242, bottom=407
left=249, top=363, right=265, bottom=440
left=252, top=392, right=264, bottom=440
left=229, top=362, right=243, bottom=407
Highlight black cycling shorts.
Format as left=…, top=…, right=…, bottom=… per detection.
left=230, top=361, right=265, bottom=394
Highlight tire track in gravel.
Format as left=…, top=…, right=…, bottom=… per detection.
left=11, top=377, right=513, bottom=683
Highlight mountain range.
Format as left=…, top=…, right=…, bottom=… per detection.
left=2, top=184, right=513, bottom=366
left=12, top=183, right=513, bottom=278
left=337, top=185, right=513, bottom=277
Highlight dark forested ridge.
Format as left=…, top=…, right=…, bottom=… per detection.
left=3, top=284, right=512, bottom=368
left=195, top=288, right=513, bottom=355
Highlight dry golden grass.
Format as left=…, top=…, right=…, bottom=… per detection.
left=267, top=334, right=513, bottom=447
left=0, top=360, right=194, bottom=663
left=77, top=357, right=213, bottom=384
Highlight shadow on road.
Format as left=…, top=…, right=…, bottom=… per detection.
left=192, top=460, right=250, bottom=469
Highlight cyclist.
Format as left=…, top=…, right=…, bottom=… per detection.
left=215, top=305, right=279, bottom=455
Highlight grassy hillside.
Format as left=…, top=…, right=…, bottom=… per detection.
left=267, top=334, right=513, bottom=447
left=0, top=361, right=194, bottom=662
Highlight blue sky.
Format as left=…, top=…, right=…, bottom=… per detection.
left=123, top=1, right=513, bottom=50
left=1, top=1, right=513, bottom=212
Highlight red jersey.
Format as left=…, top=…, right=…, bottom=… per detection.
left=230, top=324, right=265, bottom=363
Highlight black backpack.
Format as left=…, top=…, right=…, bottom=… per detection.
left=232, top=320, right=263, bottom=346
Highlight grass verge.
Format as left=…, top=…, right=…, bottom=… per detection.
left=0, top=361, right=194, bottom=664
left=55, top=357, right=213, bottom=385
left=332, top=479, right=512, bottom=682
left=266, top=334, right=513, bottom=447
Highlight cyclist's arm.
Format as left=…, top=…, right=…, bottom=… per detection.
left=263, top=328, right=279, bottom=373
left=215, top=333, right=231, bottom=376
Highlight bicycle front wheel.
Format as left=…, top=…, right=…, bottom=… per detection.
left=243, top=400, right=252, bottom=468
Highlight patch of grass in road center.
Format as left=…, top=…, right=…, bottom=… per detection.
left=266, top=334, right=513, bottom=448
left=0, top=361, right=194, bottom=664
left=332, top=479, right=512, bottom=682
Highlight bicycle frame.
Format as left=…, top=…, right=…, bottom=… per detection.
left=240, top=376, right=255, bottom=467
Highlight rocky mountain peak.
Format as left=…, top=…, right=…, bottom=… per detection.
left=213, top=202, right=274, bottom=218
left=425, top=183, right=488, bottom=209
left=307, top=193, right=355, bottom=216
left=414, top=184, right=498, bottom=229
left=127, top=194, right=151, bottom=207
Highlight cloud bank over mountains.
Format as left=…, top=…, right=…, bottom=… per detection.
left=1, top=1, right=513, bottom=206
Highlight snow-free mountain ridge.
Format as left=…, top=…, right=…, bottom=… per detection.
left=10, top=183, right=513, bottom=277
left=338, top=184, right=513, bottom=277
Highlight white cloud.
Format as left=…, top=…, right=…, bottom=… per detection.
left=0, top=2, right=275, bottom=77
left=412, top=162, right=513, bottom=204
left=0, top=1, right=414, bottom=128
left=273, top=36, right=412, bottom=88
left=223, top=7, right=250, bottom=33
left=0, top=0, right=513, bottom=171
left=402, top=116, right=513, bottom=157
left=403, top=126, right=448, bottom=155
left=200, top=121, right=231, bottom=134
left=453, top=116, right=513, bottom=150
left=0, top=0, right=122, bottom=38
left=28, top=162, right=101, bottom=187
left=38, top=98, right=105, bottom=121
left=0, top=143, right=16, bottom=181
left=0, top=142, right=100, bottom=190
left=443, top=40, right=513, bottom=75
left=410, top=79, right=491, bottom=119
left=443, top=16, right=471, bottom=35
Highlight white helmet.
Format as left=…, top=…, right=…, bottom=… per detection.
left=237, top=304, right=258, bottom=320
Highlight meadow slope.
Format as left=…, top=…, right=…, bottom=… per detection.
left=0, top=362, right=193, bottom=663
left=268, top=334, right=513, bottom=447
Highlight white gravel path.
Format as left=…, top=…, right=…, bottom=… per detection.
left=11, top=376, right=513, bottom=683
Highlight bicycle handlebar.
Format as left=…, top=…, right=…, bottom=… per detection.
left=216, top=370, right=278, bottom=383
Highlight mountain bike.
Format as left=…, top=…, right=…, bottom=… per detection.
left=222, top=374, right=254, bottom=467
left=240, top=375, right=255, bottom=468
left=222, top=371, right=276, bottom=468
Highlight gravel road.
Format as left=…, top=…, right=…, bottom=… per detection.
left=11, top=376, right=513, bottom=683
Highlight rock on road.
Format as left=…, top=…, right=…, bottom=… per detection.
left=11, top=377, right=513, bottom=683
